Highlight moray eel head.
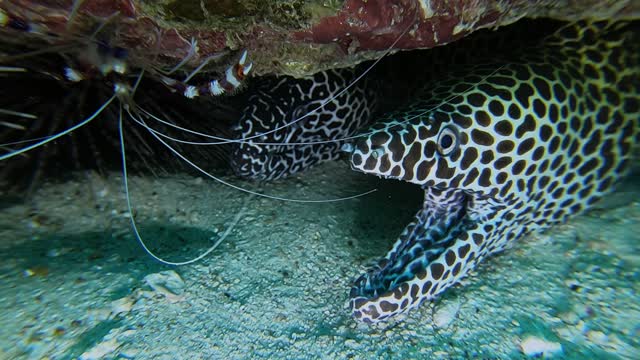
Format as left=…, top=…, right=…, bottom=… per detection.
left=350, top=111, right=485, bottom=192
left=347, top=109, right=501, bottom=323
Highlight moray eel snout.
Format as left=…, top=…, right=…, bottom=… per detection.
left=349, top=184, right=471, bottom=323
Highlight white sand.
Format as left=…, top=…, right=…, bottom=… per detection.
left=1, top=161, right=638, bottom=359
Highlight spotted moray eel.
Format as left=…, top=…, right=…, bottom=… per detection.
left=347, top=21, right=639, bottom=322
left=231, top=21, right=639, bottom=323
left=230, top=69, right=376, bottom=180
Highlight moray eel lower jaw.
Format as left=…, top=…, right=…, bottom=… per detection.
left=348, top=185, right=476, bottom=323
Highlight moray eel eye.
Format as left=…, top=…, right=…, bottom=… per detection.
left=370, top=146, right=385, bottom=159
left=436, top=125, right=459, bottom=156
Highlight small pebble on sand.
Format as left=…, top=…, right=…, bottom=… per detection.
left=520, top=336, right=563, bottom=357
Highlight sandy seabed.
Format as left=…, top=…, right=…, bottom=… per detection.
left=1, top=160, right=638, bottom=359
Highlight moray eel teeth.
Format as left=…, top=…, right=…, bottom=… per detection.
left=348, top=21, right=639, bottom=323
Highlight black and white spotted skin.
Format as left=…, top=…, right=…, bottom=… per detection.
left=230, top=69, right=376, bottom=180
left=347, top=21, right=639, bottom=323
left=228, top=22, right=546, bottom=182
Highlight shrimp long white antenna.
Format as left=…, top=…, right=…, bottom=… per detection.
left=0, top=94, right=116, bottom=160
left=0, top=108, right=37, bottom=119
left=166, top=38, right=199, bottom=75
left=118, top=104, right=245, bottom=266
left=131, top=117, right=217, bottom=146
left=127, top=108, right=377, bottom=203
left=129, top=69, right=145, bottom=97
left=138, top=106, right=232, bottom=143
left=0, top=66, right=26, bottom=72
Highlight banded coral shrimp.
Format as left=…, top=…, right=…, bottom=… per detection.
left=0, top=6, right=243, bottom=184
left=0, top=4, right=258, bottom=264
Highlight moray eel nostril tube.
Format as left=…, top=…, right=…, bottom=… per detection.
left=348, top=21, right=639, bottom=323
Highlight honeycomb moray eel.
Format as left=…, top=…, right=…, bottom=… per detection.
left=347, top=21, right=640, bottom=323
left=230, top=68, right=377, bottom=180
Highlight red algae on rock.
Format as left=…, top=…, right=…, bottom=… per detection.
left=2, top=0, right=638, bottom=77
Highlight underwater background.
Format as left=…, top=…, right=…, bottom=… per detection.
left=1, top=1, right=639, bottom=359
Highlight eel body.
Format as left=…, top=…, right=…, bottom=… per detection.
left=347, top=21, right=639, bottom=322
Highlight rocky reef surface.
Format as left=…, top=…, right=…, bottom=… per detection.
left=2, top=0, right=639, bottom=77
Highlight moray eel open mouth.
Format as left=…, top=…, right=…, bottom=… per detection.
left=349, top=184, right=474, bottom=320
left=346, top=21, right=639, bottom=323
